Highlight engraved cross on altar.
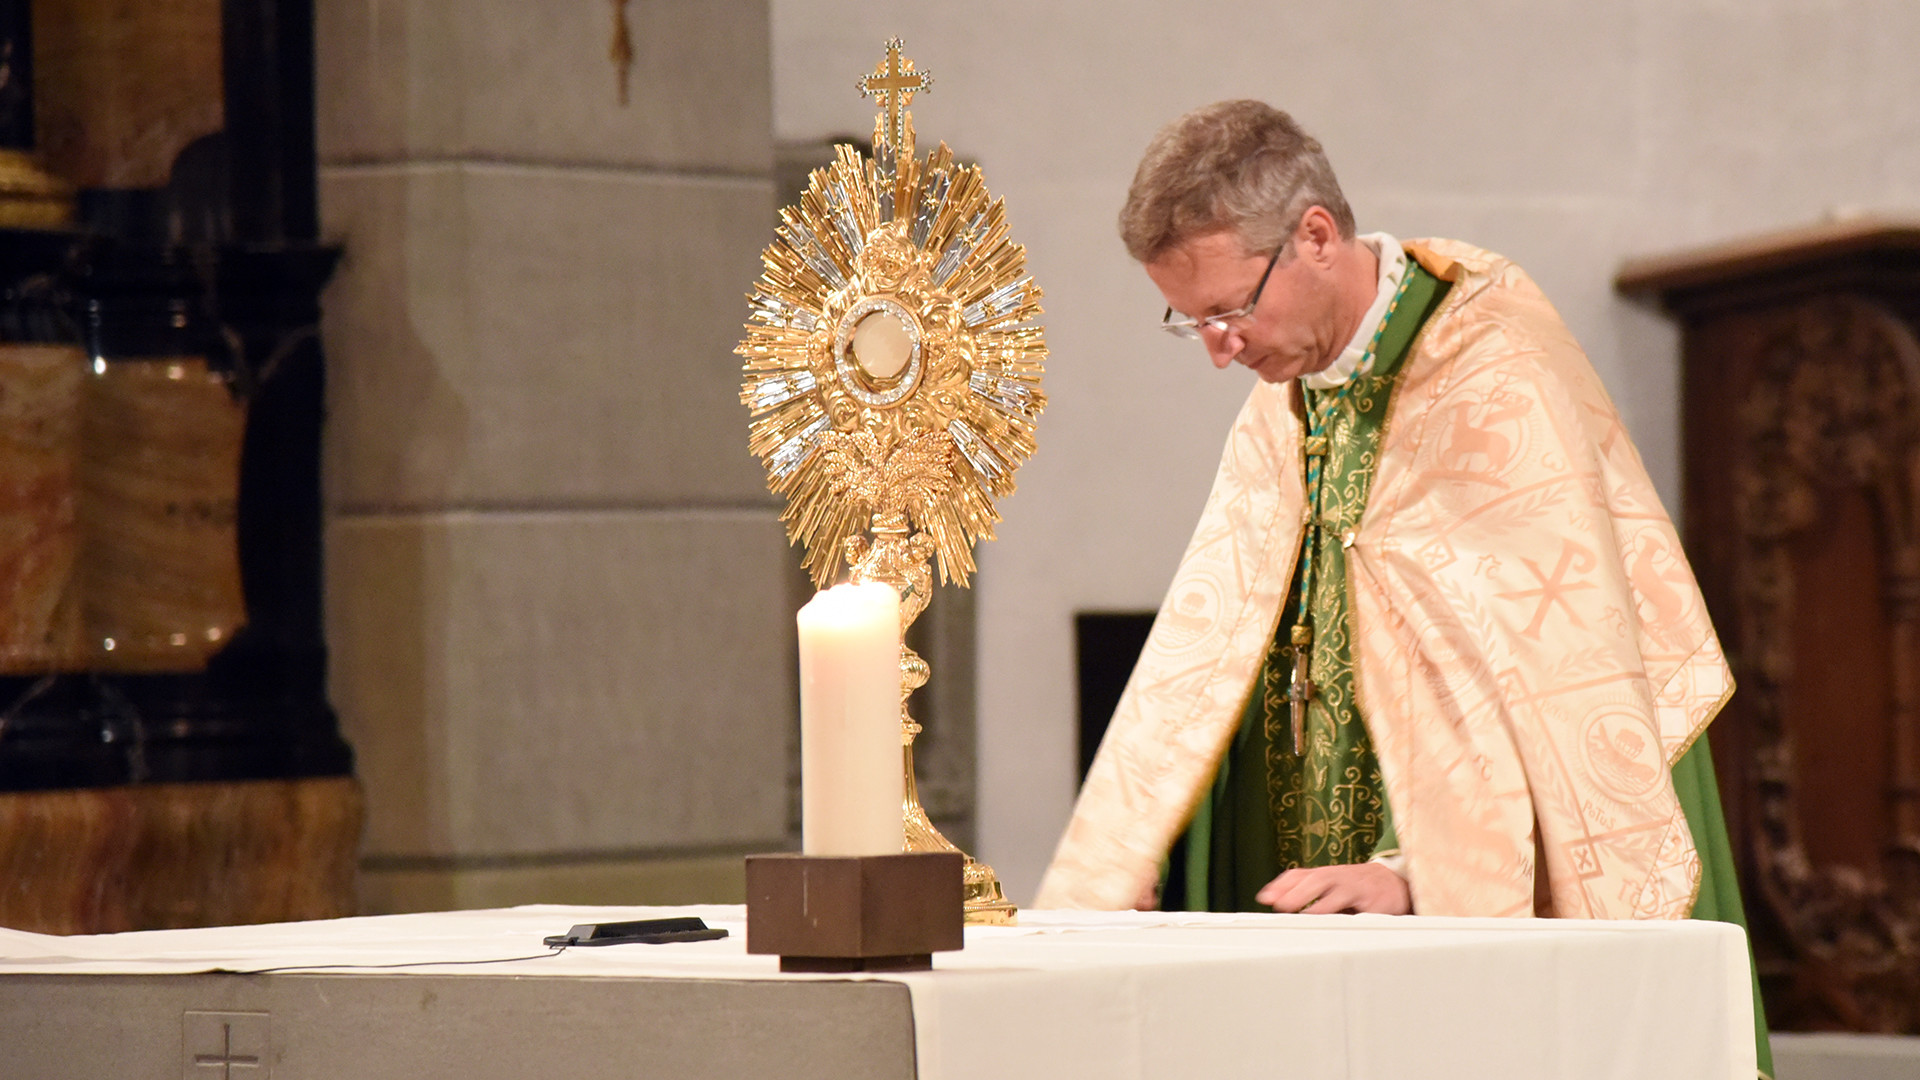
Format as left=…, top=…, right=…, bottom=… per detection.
left=193, top=1024, right=261, bottom=1078
left=859, top=38, right=932, bottom=152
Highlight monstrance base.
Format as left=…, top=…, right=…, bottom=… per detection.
left=904, top=797, right=1018, bottom=926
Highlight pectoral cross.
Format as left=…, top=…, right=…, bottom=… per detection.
left=859, top=38, right=933, bottom=155
left=1288, top=427, right=1326, bottom=757
left=1287, top=624, right=1314, bottom=755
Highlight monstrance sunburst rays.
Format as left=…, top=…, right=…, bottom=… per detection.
left=737, top=40, right=1045, bottom=592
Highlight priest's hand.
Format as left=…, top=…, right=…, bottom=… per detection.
left=1256, top=862, right=1412, bottom=915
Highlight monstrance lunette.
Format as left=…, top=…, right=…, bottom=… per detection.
left=738, top=38, right=1045, bottom=925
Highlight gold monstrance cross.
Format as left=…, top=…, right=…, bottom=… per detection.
left=858, top=38, right=932, bottom=154
left=740, top=40, right=1046, bottom=925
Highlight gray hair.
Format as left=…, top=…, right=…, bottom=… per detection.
left=1119, top=100, right=1355, bottom=263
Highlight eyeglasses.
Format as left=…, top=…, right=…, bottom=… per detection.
left=1159, top=239, right=1290, bottom=340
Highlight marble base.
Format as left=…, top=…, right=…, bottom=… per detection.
left=0, top=344, right=84, bottom=672
left=0, top=776, right=361, bottom=933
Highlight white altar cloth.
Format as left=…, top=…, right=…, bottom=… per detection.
left=0, top=905, right=1757, bottom=1079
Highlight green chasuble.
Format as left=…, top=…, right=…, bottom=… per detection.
left=1677, top=737, right=1776, bottom=1078
left=1170, top=253, right=1773, bottom=1075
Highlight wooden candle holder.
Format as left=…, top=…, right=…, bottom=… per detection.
left=745, top=852, right=964, bottom=972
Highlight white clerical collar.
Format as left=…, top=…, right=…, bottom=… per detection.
left=1300, top=232, right=1406, bottom=390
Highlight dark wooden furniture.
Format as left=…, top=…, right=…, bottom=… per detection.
left=1619, top=220, right=1920, bottom=1033
left=0, top=0, right=358, bottom=933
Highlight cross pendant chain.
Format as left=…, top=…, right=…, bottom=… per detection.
left=1287, top=624, right=1314, bottom=756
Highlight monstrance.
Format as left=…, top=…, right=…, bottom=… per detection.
left=738, top=39, right=1044, bottom=925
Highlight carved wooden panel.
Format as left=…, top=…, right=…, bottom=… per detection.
left=1628, top=224, right=1920, bottom=1034
left=1725, top=296, right=1920, bottom=1031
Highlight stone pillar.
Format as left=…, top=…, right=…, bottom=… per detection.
left=316, top=2, right=791, bottom=911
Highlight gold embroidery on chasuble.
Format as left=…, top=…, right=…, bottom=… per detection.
left=1258, top=360, right=1398, bottom=869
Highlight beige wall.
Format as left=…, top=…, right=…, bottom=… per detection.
left=316, top=1, right=787, bottom=910
left=774, top=0, right=1920, bottom=903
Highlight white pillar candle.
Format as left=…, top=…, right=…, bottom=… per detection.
left=796, top=581, right=904, bottom=856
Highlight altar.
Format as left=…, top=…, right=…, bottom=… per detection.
left=0, top=905, right=1756, bottom=1079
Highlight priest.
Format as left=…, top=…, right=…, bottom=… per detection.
left=1034, top=100, right=1768, bottom=1072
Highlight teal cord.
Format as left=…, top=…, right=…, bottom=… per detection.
left=1289, top=261, right=1415, bottom=642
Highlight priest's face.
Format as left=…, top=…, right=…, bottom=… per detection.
left=1145, top=217, right=1348, bottom=384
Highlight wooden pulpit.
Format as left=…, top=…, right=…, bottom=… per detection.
left=1619, top=220, right=1920, bottom=1033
